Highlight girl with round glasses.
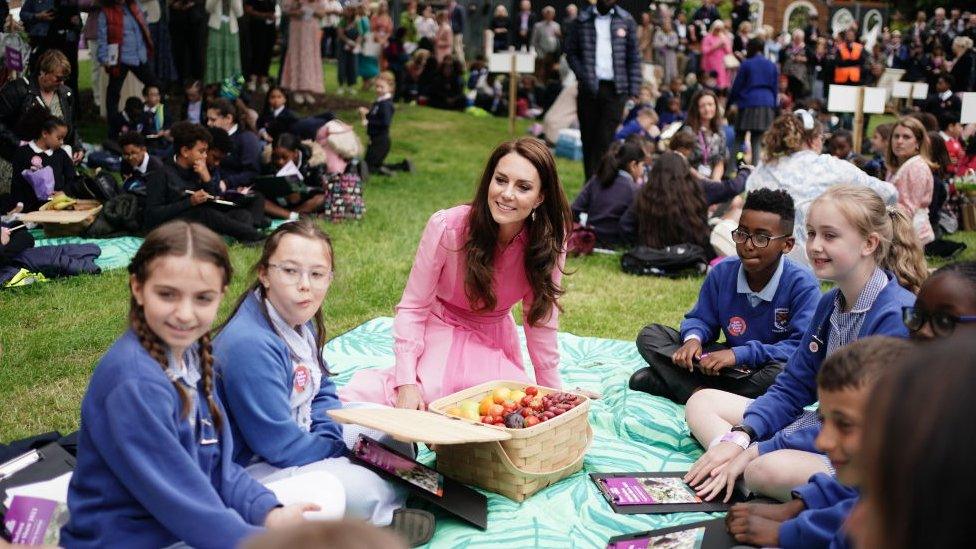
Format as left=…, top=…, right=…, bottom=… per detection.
left=214, top=220, right=414, bottom=530
left=903, top=261, right=976, bottom=341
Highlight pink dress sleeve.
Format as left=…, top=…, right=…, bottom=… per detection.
left=392, top=211, right=452, bottom=388
left=521, top=252, right=566, bottom=389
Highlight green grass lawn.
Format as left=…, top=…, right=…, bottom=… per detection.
left=0, top=62, right=973, bottom=441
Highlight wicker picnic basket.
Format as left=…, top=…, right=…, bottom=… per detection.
left=428, top=380, right=592, bottom=502
left=27, top=199, right=102, bottom=236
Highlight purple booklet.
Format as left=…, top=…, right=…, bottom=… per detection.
left=598, top=476, right=702, bottom=505
left=3, top=496, right=68, bottom=545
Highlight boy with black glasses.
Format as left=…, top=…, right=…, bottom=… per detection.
left=630, top=189, right=821, bottom=403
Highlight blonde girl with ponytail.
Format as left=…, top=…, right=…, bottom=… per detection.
left=684, top=185, right=923, bottom=506
left=62, top=221, right=317, bottom=549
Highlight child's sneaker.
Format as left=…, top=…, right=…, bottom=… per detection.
left=400, top=159, right=414, bottom=173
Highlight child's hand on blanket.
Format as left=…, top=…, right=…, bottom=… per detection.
left=265, top=502, right=322, bottom=529
left=692, top=444, right=758, bottom=502
left=684, top=441, right=745, bottom=488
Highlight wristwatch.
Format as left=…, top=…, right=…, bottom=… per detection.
left=730, top=424, right=757, bottom=443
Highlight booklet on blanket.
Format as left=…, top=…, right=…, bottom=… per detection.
left=350, top=435, right=488, bottom=530
left=607, top=518, right=739, bottom=549
left=590, top=472, right=744, bottom=514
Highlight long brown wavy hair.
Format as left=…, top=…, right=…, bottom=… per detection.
left=634, top=151, right=709, bottom=249
left=222, top=219, right=334, bottom=374
left=884, top=116, right=938, bottom=174
left=465, top=138, right=571, bottom=326
left=684, top=89, right=722, bottom=135
left=128, top=221, right=233, bottom=429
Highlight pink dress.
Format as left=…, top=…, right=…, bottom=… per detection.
left=281, top=0, right=325, bottom=93
left=887, top=154, right=935, bottom=244
left=701, top=33, right=732, bottom=89
left=339, top=206, right=563, bottom=406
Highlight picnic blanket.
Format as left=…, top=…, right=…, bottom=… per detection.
left=29, top=220, right=292, bottom=272
left=326, top=317, right=719, bottom=548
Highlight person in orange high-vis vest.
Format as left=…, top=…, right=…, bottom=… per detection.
left=834, top=30, right=863, bottom=84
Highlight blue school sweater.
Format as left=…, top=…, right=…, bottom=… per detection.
left=779, top=474, right=858, bottom=549
left=61, top=331, right=279, bottom=549
left=679, top=257, right=821, bottom=367
left=742, top=271, right=915, bottom=441
left=214, top=293, right=346, bottom=468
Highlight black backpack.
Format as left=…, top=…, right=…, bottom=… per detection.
left=76, top=171, right=120, bottom=203
left=621, top=244, right=708, bottom=277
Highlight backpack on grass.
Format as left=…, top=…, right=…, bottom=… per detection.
left=621, top=244, right=708, bottom=277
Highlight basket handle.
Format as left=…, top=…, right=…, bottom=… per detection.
left=493, top=423, right=593, bottom=479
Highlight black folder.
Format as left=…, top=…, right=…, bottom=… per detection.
left=350, top=435, right=489, bottom=530
left=251, top=175, right=304, bottom=198
left=0, top=442, right=75, bottom=515
left=607, top=518, right=743, bottom=549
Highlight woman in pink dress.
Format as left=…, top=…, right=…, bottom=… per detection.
left=281, top=0, right=326, bottom=104
left=701, top=20, right=732, bottom=90
left=433, top=10, right=453, bottom=65
left=886, top=117, right=936, bottom=244
left=340, top=138, right=573, bottom=409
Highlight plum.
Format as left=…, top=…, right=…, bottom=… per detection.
left=504, top=412, right=525, bottom=429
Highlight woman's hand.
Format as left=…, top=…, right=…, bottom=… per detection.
left=264, top=503, right=320, bottom=529
left=684, top=441, right=745, bottom=487
left=395, top=384, right=426, bottom=410
left=692, top=443, right=757, bottom=502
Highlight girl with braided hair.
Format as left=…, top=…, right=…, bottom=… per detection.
left=215, top=219, right=415, bottom=530
left=62, top=221, right=316, bottom=548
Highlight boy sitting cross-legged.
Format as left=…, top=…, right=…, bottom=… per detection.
left=724, top=336, right=913, bottom=548
left=630, top=189, right=821, bottom=404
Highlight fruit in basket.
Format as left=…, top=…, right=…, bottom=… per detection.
left=502, top=401, right=518, bottom=413
left=529, top=397, right=544, bottom=411
left=525, top=415, right=540, bottom=427
left=488, top=403, right=505, bottom=417
left=491, top=387, right=512, bottom=403
left=504, top=412, right=525, bottom=429
left=460, top=400, right=481, bottom=420
left=478, top=396, right=494, bottom=416
left=509, top=389, right=526, bottom=402
left=445, top=406, right=461, bottom=417
left=525, top=386, right=539, bottom=396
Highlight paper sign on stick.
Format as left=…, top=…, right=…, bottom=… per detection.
left=891, top=81, right=912, bottom=99
left=827, top=85, right=858, bottom=113
left=961, top=93, right=976, bottom=124
left=863, top=87, right=887, bottom=113
left=911, top=82, right=929, bottom=100
left=488, top=52, right=535, bottom=73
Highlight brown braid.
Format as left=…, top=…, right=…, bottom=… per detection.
left=131, top=300, right=192, bottom=419
left=198, top=331, right=223, bottom=431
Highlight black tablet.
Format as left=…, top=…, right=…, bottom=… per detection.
left=251, top=175, right=304, bottom=198
left=607, top=518, right=741, bottom=549
left=590, top=472, right=745, bottom=514
left=350, top=435, right=489, bottom=530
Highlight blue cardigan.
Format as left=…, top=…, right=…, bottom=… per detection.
left=728, top=55, right=779, bottom=110
left=742, top=271, right=915, bottom=441
left=214, top=293, right=346, bottom=468
left=780, top=473, right=858, bottom=549
left=680, top=257, right=821, bottom=368
left=61, top=331, right=278, bottom=549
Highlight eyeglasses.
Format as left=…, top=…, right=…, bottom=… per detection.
left=730, top=229, right=790, bottom=248
left=268, top=263, right=333, bottom=289
left=902, top=307, right=976, bottom=338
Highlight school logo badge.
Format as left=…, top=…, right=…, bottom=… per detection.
left=293, top=364, right=311, bottom=393
left=774, top=308, right=790, bottom=332
left=727, top=316, right=747, bottom=336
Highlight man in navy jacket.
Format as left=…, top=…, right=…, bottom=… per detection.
left=563, top=0, right=642, bottom=180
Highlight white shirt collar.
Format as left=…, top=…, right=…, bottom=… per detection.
left=736, top=256, right=786, bottom=306
left=136, top=151, right=150, bottom=173
left=377, top=93, right=393, bottom=101
left=29, top=141, right=53, bottom=156
left=228, top=124, right=239, bottom=136
left=272, top=105, right=285, bottom=116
